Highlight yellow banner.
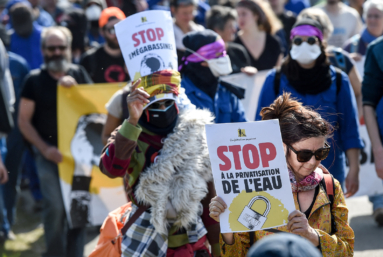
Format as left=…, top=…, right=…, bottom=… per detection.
left=57, top=83, right=127, bottom=228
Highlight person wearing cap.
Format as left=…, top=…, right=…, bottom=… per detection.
left=99, top=69, right=220, bottom=256
left=80, top=6, right=130, bottom=83
left=171, top=0, right=204, bottom=65
left=255, top=19, right=363, bottom=198
left=179, top=29, right=247, bottom=124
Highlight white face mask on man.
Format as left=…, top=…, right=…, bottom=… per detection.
left=290, top=42, right=321, bottom=65
left=185, top=48, right=233, bottom=77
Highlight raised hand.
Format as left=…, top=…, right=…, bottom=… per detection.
left=126, top=79, right=150, bottom=126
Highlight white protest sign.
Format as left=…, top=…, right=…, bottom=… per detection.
left=115, top=10, right=178, bottom=80
left=355, top=56, right=366, bottom=79
left=205, top=120, right=295, bottom=233
left=221, top=70, right=270, bottom=121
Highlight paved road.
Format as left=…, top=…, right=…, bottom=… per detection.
left=84, top=196, right=383, bottom=257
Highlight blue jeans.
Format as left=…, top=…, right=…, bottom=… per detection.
left=369, top=183, right=383, bottom=211
left=34, top=150, right=86, bottom=257
left=0, top=137, right=10, bottom=237
left=3, top=126, right=25, bottom=227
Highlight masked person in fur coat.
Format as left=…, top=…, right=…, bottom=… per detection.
left=99, top=69, right=220, bottom=257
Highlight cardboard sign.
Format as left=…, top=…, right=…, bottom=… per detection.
left=205, top=120, right=296, bottom=233
left=115, top=10, right=177, bottom=80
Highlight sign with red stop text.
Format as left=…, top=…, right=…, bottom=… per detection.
left=115, top=10, right=177, bottom=81
left=205, top=120, right=296, bottom=233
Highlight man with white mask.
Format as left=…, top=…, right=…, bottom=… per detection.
left=256, top=18, right=364, bottom=199
left=179, top=29, right=247, bottom=123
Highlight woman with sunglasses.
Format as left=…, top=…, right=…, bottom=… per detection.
left=210, top=93, right=355, bottom=257
left=255, top=18, right=364, bottom=199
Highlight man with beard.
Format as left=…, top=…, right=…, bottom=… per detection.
left=18, top=26, right=92, bottom=257
left=318, top=0, right=363, bottom=47
left=80, top=7, right=130, bottom=83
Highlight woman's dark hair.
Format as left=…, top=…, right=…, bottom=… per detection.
left=260, top=93, right=333, bottom=149
left=206, top=5, right=237, bottom=31
left=281, top=40, right=329, bottom=81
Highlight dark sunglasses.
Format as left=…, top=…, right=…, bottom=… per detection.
left=148, top=100, right=175, bottom=110
left=293, top=36, right=318, bottom=46
left=105, top=27, right=116, bottom=35
left=287, top=142, right=330, bottom=163
left=45, top=45, right=67, bottom=52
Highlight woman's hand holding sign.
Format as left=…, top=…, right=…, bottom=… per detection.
left=287, top=210, right=319, bottom=247
left=127, top=78, right=150, bottom=126
left=209, top=196, right=235, bottom=245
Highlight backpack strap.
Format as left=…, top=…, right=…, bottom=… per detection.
left=121, top=205, right=149, bottom=236
left=334, top=67, right=343, bottom=95
left=121, top=89, right=130, bottom=121
left=249, top=231, right=254, bottom=246
left=321, top=173, right=337, bottom=235
left=273, top=68, right=281, bottom=96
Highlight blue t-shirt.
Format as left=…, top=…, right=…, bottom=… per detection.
left=181, top=75, right=247, bottom=124
left=10, top=24, right=43, bottom=70
left=284, top=0, right=310, bottom=15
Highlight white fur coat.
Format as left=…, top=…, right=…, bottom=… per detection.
left=135, top=108, right=214, bottom=235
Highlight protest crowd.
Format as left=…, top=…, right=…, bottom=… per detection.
left=0, top=0, right=382, bottom=256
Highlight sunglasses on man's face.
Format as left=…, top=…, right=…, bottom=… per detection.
left=148, top=100, right=175, bottom=110
left=293, top=36, right=318, bottom=46
left=105, top=27, right=116, bottom=35
left=45, top=45, right=67, bottom=52
left=287, top=142, right=331, bottom=163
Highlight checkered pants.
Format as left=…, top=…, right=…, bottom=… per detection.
left=121, top=204, right=207, bottom=257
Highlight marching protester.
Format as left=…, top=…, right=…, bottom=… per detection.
left=269, top=0, right=297, bottom=49
left=210, top=93, right=355, bottom=256
left=0, top=38, right=14, bottom=244
left=171, top=0, right=204, bottom=64
left=99, top=70, right=220, bottom=256
left=234, top=0, right=283, bottom=71
left=205, top=5, right=258, bottom=75
left=297, top=8, right=363, bottom=118
left=343, top=0, right=383, bottom=58
left=83, top=0, right=106, bottom=46
left=255, top=18, right=363, bottom=197
left=318, top=0, right=363, bottom=48
left=361, top=35, right=383, bottom=226
left=8, top=3, right=44, bottom=70
left=179, top=29, right=247, bottom=123
left=80, top=7, right=129, bottom=83
left=18, top=26, right=92, bottom=257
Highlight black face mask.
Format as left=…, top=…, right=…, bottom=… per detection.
left=146, top=103, right=178, bottom=128
left=138, top=103, right=179, bottom=136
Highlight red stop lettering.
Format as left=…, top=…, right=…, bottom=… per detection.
left=242, top=144, right=260, bottom=169
left=217, top=146, right=231, bottom=171
left=132, top=28, right=165, bottom=47
left=229, top=145, right=242, bottom=170
left=259, top=143, right=277, bottom=167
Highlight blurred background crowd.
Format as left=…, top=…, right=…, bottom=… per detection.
left=0, top=0, right=382, bottom=255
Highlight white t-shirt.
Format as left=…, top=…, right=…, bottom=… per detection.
left=320, top=3, right=363, bottom=48
left=105, top=85, right=130, bottom=119
left=173, top=21, right=205, bottom=51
